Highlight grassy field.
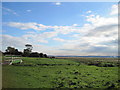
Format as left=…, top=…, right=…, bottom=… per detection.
left=2, top=57, right=120, bottom=88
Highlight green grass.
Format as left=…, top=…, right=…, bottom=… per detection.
left=12, top=59, right=22, bottom=64
left=2, top=57, right=119, bottom=88
left=22, top=57, right=78, bottom=64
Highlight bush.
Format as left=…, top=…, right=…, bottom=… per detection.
left=98, top=62, right=116, bottom=67
left=29, top=52, right=39, bottom=57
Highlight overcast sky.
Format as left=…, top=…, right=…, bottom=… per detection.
left=1, top=2, right=118, bottom=56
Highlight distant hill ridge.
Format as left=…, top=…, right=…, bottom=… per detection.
left=55, top=56, right=119, bottom=58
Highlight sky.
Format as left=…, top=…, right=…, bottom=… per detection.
left=1, top=2, right=118, bottom=56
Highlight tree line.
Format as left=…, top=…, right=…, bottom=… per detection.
left=3, top=44, right=55, bottom=58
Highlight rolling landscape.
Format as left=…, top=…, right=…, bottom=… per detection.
left=1, top=1, right=119, bottom=89
left=2, top=56, right=119, bottom=88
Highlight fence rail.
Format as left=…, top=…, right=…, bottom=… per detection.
left=3, top=55, right=23, bottom=65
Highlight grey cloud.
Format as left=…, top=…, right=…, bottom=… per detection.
left=83, top=45, right=117, bottom=55
left=86, top=24, right=117, bottom=37
left=59, top=49, right=77, bottom=51
left=1, top=35, right=29, bottom=51
left=99, top=39, right=118, bottom=45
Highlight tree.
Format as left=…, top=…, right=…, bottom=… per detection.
left=39, top=53, right=44, bottom=57
left=23, top=49, right=30, bottom=57
left=14, top=49, right=22, bottom=55
left=23, top=44, right=33, bottom=57
left=4, top=45, right=50, bottom=58
left=4, top=46, right=23, bottom=56
left=25, top=44, right=33, bottom=53
left=29, top=52, right=39, bottom=57
left=4, top=46, right=23, bottom=55
left=43, top=54, right=48, bottom=58
left=5, top=46, right=15, bottom=55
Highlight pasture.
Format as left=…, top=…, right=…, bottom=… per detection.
left=2, top=57, right=120, bottom=88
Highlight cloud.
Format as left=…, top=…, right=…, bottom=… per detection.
left=5, top=13, right=118, bottom=55
left=72, top=24, right=78, bottom=27
left=55, top=2, right=61, bottom=6
left=22, top=31, right=57, bottom=44
left=110, top=4, right=118, bottom=15
left=83, top=45, right=118, bottom=56
left=86, top=14, right=95, bottom=18
left=2, top=7, right=19, bottom=16
left=86, top=10, right=92, bottom=13
left=2, top=31, right=57, bottom=52
left=7, top=22, right=42, bottom=30
left=22, top=34, right=48, bottom=44
left=53, top=38, right=65, bottom=42
left=57, top=11, right=118, bottom=55
left=42, top=32, right=57, bottom=38
left=2, top=4, right=118, bottom=56
left=1, top=34, right=64, bottom=55
left=86, top=15, right=118, bottom=27
left=85, top=24, right=117, bottom=37
left=1, top=34, right=49, bottom=53
left=26, top=10, right=32, bottom=12
left=6, top=22, right=79, bottom=34
left=1, top=34, right=28, bottom=51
